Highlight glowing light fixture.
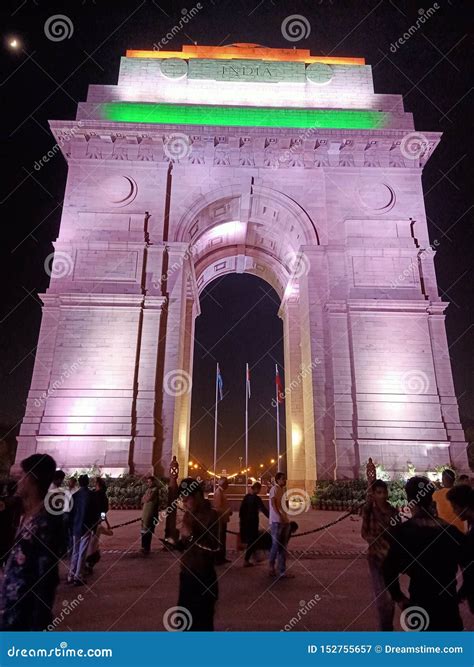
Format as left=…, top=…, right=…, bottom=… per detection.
left=101, top=102, right=389, bottom=130
left=126, top=44, right=364, bottom=66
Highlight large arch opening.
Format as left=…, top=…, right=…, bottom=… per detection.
left=189, top=274, right=286, bottom=481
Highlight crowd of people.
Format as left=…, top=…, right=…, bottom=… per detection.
left=0, top=452, right=473, bottom=633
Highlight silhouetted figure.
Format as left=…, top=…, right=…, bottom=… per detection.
left=239, top=482, right=269, bottom=566
left=447, top=484, right=474, bottom=613
left=165, top=457, right=180, bottom=544
left=1, top=453, right=60, bottom=630
left=361, top=479, right=398, bottom=630
left=366, top=457, right=376, bottom=491
left=140, top=476, right=160, bottom=554
left=433, top=469, right=466, bottom=533
left=0, top=481, right=22, bottom=567
left=177, top=478, right=219, bottom=631
left=85, top=477, right=109, bottom=574
left=213, top=476, right=232, bottom=564
left=384, top=476, right=465, bottom=631
left=68, top=474, right=99, bottom=585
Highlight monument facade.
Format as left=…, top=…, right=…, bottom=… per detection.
left=17, top=44, right=468, bottom=488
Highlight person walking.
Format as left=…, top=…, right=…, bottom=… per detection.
left=140, top=476, right=160, bottom=554
left=176, top=478, right=219, bottom=631
left=268, top=472, right=293, bottom=579
left=239, top=481, right=269, bottom=567
left=0, top=454, right=60, bottom=630
left=433, top=469, right=466, bottom=533
left=361, top=479, right=398, bottom=630
left=383, top=476, right=465, bottom=631
left=213, top=477, right=232, bottom=565
left=68, top=474, right=98, bottom=585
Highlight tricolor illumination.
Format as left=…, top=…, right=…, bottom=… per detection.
left=101, top=102, right=389, bottom=130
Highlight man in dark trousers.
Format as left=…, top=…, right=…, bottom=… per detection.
left=383, top=476, right=465, bottom=631
left=239, top=481, right=269, bottom=566
left=68, top=474, right=98, bottom=585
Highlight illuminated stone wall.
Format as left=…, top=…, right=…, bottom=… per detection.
left=16, top=45, right=468, bottom=483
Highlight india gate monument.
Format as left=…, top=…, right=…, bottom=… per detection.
left=16, top=44, right=468, bottom=489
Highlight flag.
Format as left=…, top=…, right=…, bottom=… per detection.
left=217, top=363, right=224, bottom=401
left=275, top=364, right=284, bottom=403
left=246, top=363, right=251, bottom=399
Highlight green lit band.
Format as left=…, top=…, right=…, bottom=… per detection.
left=100, top=102, right=390, bottom=130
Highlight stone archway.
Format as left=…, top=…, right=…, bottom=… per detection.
left=158, top=183, right=322, bottom=490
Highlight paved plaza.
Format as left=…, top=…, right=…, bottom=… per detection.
left=46, top=509, right=473, bottom=632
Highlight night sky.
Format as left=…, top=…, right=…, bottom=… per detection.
left=0, top=0, right=472, bottom=471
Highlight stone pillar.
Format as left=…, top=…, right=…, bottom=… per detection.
left=428, top=303, right=468, bottom=471
left=132, top=294, right=167, bottom=475
left=16, top=295, right=61, bottom=464
left=157, top=243, right=198, bottom=477
left=299, top=247, right=335, bottom=484
left=279, top=298, right=306, bottom=489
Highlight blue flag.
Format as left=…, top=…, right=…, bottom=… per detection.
left=217, top=363, right=224, bottom=401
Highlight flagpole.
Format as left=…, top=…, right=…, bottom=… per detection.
left=213, top=363, right=219, bottom=493
left=245, top=363, right=249, bottom=489
left=276, top=364, right=280, bottom=469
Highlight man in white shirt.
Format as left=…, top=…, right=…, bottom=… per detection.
left=268, top=472, right=293, bottom=579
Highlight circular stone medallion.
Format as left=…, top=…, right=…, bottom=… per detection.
left=357, top=182, right=395, bottom=212
left=101, top=175, right=138, bottom=207
left=305, top=63, right=334, bottom=85
left=159, top=58, right=188, bottom=79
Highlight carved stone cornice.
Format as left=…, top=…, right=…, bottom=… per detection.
left=49, top=121, right=441, bottom=169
